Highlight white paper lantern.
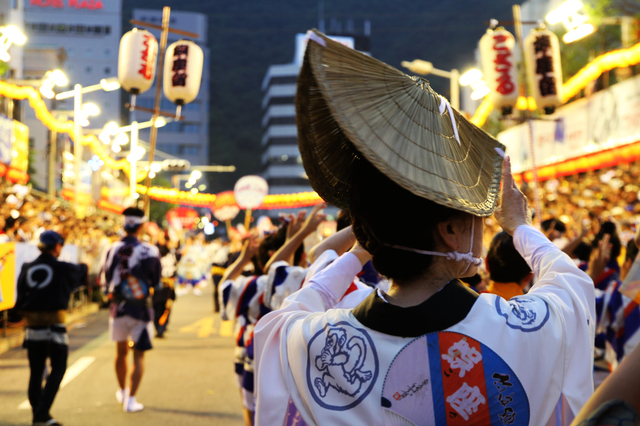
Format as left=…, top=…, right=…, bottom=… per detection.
left=479, top=28, right=519, bottom=114
left=118, top=29, right=158, bottom=95
left=524, top=28, right=563, bottom=114
left=234, top=176, right=269, bottom=210
left=163, top=40, right=204, bottom=107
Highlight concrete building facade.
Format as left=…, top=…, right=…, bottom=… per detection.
left=261, top=31, right=370, bottom=198
left=22, top=0, right=122, bottom=190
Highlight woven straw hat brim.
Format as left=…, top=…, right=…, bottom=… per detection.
left=296, top=30, right=505, bottom=217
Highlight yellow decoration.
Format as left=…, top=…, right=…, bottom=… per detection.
left=0, top=81, right=131, bottom=173
left=562, top=41, right=640, bottom=101
left=470, top=40, right=640, bottom=126
left=10, top=121, right=29, bottom=172
left=99, top=184, right=325, bottom=209
left=470, top=97, right=493, bottom=127
left=0, top=243, right=16, bottom=311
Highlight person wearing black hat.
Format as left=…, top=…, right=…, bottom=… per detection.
left=101, top=207, right=161, bottom=413
left=16, top=230, right=88, bottom=426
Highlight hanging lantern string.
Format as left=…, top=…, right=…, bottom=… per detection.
left=471, top=39, right=640, bottom=126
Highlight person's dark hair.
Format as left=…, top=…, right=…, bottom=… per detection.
left=336, top=210, right=351, bottom=231
left=574, top=241, right=593, bottom=262
left=3, top=216, right=16, bottom=232
left=256, top=225, right=305, bottom=273
left=593, top=221, right=621, bottom=261
left=347, top=158, right=466, bottom=282
left=541, top=218, right=566, bottom=234
left=487, top=232, right=532, bottom=283
left=37, top=242, right=57, bottom=253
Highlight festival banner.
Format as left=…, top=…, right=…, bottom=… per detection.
left=166, top=207, right=199, bottom=230
left=497, top=74, right=640, bottom=174
left=0, top=243, right=16, bottom=311
left=0, top=114, right=12, bottom=165
left=10, top=121, right=29, bottom=172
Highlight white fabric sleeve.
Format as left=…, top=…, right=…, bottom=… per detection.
left=306, top=252, right=363, bottom=310
left=303, top=249, right=339, bottom=286
left=513, top=224, right=596, bottom=415
left=254, top=252, right=362, bottom=425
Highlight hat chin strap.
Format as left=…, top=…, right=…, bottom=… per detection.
left=386, top=218, right=482, bottom=273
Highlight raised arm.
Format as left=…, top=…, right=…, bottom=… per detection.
left=220, top=234, right=259, bottom=284
left=307, top=225, right=357, bottom=264
left=496, top=157, right=595, bottom=415
left=263, top=203, right=326, bottom=273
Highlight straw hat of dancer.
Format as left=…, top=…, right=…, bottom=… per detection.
left=296, top=29, right=506, bottom=217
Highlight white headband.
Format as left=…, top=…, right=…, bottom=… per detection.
left=124, top=216, right=146, bottom=227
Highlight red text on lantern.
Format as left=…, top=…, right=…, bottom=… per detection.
left=492, top=34, right=515, bottom=95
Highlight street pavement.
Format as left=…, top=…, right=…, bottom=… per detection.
left=0, top=284, right=244, bottom=426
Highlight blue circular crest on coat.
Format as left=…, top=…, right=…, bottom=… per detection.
left=495, top=295, right=550, bottom=332
left=306, top=321, right=379, bottom=411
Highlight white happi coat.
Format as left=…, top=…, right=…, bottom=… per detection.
left=254, top=225, right=595, bottom=426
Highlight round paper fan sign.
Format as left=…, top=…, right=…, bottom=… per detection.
left=234, top=175, right=268, bottom=209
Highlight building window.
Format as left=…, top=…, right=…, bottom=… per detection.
left=67, top=47, right=75, bottom=57
left=183, top=124, right=200, bottom=134
left=267, top=155, right=303, bottom=166
left=104, top=67, right=111, bottom=75
left=105, top=26, right=111, bottom=35
left=104, top=48, right=111, bottom=57
left=180, top=146, right=200, bottom=156
left=84, top=48, right=93, bottom=57
left=86, top=66, right=92, bottom=74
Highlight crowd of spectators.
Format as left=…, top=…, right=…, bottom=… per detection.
left=482, top=162, right=640, bottom=261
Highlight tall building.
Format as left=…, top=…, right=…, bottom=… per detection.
left=131, top=9, right=209, bottom=174
left=23, top=0, right=122, bottom=190
left=261, top=29, right=370, bottom=199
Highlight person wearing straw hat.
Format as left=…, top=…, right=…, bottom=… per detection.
left=253, top=30, right=595, bottom=426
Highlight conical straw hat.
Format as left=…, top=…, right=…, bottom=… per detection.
left=296, top=30, right=505, bottom=217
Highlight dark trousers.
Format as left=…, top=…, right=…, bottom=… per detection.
left=213, top=275, right=222, bottom=313
left=27, top=341, right=68, bottom=422
left=153, top=303, right=171, bottom=337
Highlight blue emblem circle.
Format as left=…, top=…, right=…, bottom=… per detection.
left=306, top=321, right=379, bottom=411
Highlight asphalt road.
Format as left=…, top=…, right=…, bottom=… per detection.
left=0, top=284, right=244, bottom=426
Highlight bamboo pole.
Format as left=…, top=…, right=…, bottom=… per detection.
left=142, top=6, right=171, bottom=216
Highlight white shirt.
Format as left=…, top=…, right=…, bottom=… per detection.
left=254, top=225, right=595, bottom=426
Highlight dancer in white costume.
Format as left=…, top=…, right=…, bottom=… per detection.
left=253, top=30, right=595, bottom=426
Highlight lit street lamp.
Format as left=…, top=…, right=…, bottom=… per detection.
left=98, top=117, right=169, bottom=204
left=55, top=77, right=120, bottom=217
left=401, top=59, right=460, bottom=110
left=0, top=25, right=26, bottom=62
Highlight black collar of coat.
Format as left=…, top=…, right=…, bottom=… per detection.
left=352, top=279, right=479, bottom=338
